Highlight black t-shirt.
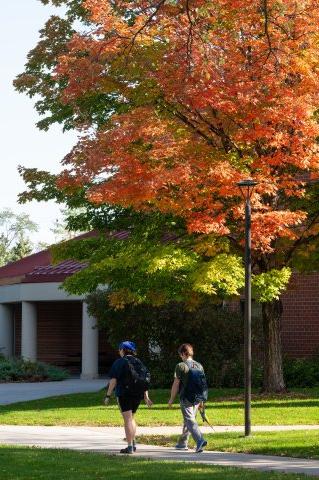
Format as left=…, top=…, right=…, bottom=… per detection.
left=109, top=355, right=135, bottom=397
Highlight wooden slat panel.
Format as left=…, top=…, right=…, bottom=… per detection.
left=14, top=301, right=116, bottom=374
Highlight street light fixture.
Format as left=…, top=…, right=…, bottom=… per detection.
left=237, top=179, right=258, bottom=437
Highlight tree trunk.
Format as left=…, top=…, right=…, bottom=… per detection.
left=262, top=299, right=286, bottom=392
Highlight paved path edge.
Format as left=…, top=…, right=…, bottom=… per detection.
left=1, top=425, right=319, bottom=477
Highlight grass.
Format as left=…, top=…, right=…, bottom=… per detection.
left=138, top=430, right=319, bottom=460
left=0, top=445, right=313, bottom=480
left=1, top=388, right=319, bottom=426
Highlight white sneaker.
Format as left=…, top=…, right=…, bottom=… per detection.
left=175, top=444, right=189, bottom=451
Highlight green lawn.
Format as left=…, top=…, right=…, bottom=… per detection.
left=138, top=430, right=319, bottom=460
left=1, top=388, right=319, bottom=426
left=0, top=446, right=313, bottom=480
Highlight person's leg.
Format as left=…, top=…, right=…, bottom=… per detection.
left=192, top=403, right=207, bottom=452
left=119, top=410, right=135, bottom=453
left=180, top=400, right=206, bottom=449
left=117, top=397, right=136, bottom=454
left=132, top=415, right=137, bottom=451
left=176, top=406, right=190, bottom=448
left=122, top=410, right=135, bottom=444
left=120, top=397, right=141, bottom=453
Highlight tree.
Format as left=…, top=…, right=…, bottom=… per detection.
left=13, top=0, right=122, bottom=132
left=10, top=238, right=33, bottom=262
left=16, top=0, right=319, bottom=392
left=0, top=209, right=38, bottom=265
left=19, top=168, right=290, bottom=307
left=50, top=208, right=86, bottom=242
left=19, top=168, right=291, bottom=388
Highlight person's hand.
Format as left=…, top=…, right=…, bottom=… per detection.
left=168, top=399, right=174, bottom=408
left=145, top=397, right=153, bottom=408
left=103, top=395, right=111, bottom=406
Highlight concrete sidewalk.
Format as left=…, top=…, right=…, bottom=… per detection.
left=0, top=379, right=106, bottom=405
left=1, top=425, right=319, bottom=477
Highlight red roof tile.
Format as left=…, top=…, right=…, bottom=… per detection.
left=27, top=259, right=86, bottom=276
left=22, top=259, right=87, bottom=284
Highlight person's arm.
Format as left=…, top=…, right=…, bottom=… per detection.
left=168, top=377, right=180, bottom=407
left=144, top=390, right=153, bottom=407
left=103, top=378, right=117, bottom=405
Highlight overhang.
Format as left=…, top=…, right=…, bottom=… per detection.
left=0, top=282, right=84, bottom=303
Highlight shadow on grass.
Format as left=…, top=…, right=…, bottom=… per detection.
left=0, top=446, right=312, bottom=480
left=210, top=400, right=319, bottom=409
left=139, top=432, right=319, bottom=460
left=1, top=388, right=319, bottom=416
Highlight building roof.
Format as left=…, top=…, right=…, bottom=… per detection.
left=0, top=228, right=179, bottom=286
left=0, top=230, right=132, bottom=286
left=0, top=232, right=93, bottom=286
left=0, top=249, right=52, bottom=285
left=23, top=259, right=87, bottom=284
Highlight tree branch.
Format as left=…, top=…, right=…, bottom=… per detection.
left=125, top=0, right=167, bottom=54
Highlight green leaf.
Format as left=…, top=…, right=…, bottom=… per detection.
left=252, top=268, right=292, bottom=303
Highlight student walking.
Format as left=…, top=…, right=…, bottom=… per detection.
left=168, top=343, right=208, bottom=453
left=104, top=340, right=153, bottom=454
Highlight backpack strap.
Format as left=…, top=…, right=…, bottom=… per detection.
left=184, top=359, right=202, bottom=370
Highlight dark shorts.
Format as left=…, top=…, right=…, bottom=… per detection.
left=118, top=395, right=142, bottom=414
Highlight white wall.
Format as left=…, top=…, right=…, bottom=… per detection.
left=0, top=282, right=84, bottom=303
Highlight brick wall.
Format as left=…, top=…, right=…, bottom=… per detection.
left=227, top=272, right=319, bottom=359
left=281, top=272, right=319, bottom=358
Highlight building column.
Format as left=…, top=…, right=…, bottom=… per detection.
left=21, top=301, right=37, bottom=362
left=0, top=304, right=13, bottom=358
left=81, top=302, right=99, bottom=379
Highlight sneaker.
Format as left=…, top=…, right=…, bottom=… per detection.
left=120, top=446, right=134, bottom=454
left=123, top=438, right=136, bottom=450
left=175, top=444, right=189, bottom=451
left=195, top=439, right=207, bottom=453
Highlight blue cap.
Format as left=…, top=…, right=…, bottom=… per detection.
left=119, top=340, right=136, bottom=352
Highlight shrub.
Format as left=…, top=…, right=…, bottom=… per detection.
left=283, top=357, right=319, bottom=388
left=220, top=359, right=263, bottom=389
left=0, top=356, right=70, bottom=383
left=87, top=290, right=263, bottom=388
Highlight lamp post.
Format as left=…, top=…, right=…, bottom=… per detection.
left=237, top=179, right=258, bottom=437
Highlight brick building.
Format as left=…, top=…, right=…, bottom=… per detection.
left=281, top=272, right=319, bottom=358
left=0, top=240, right=318, bottom=377
left=0, top=245, right=116, bottom=378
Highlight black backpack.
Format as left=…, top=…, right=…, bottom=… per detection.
left=123, top=356, right=151, bottom=396
left=181, top=360, right=208, bottom=404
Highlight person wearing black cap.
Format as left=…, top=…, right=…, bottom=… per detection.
left=104, top=340, right=153, bottom=454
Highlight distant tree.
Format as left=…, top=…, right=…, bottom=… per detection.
left=51, top=208, right=84, bottom=243
left=10, top=238, right=33, bottom=262
left=0, top=209, right=38, bottom=265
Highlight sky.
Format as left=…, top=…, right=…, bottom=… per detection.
left=0, top=0, right=77, bottom=244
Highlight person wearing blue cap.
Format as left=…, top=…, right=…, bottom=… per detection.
left=104, top=340, right=153, bottom=454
